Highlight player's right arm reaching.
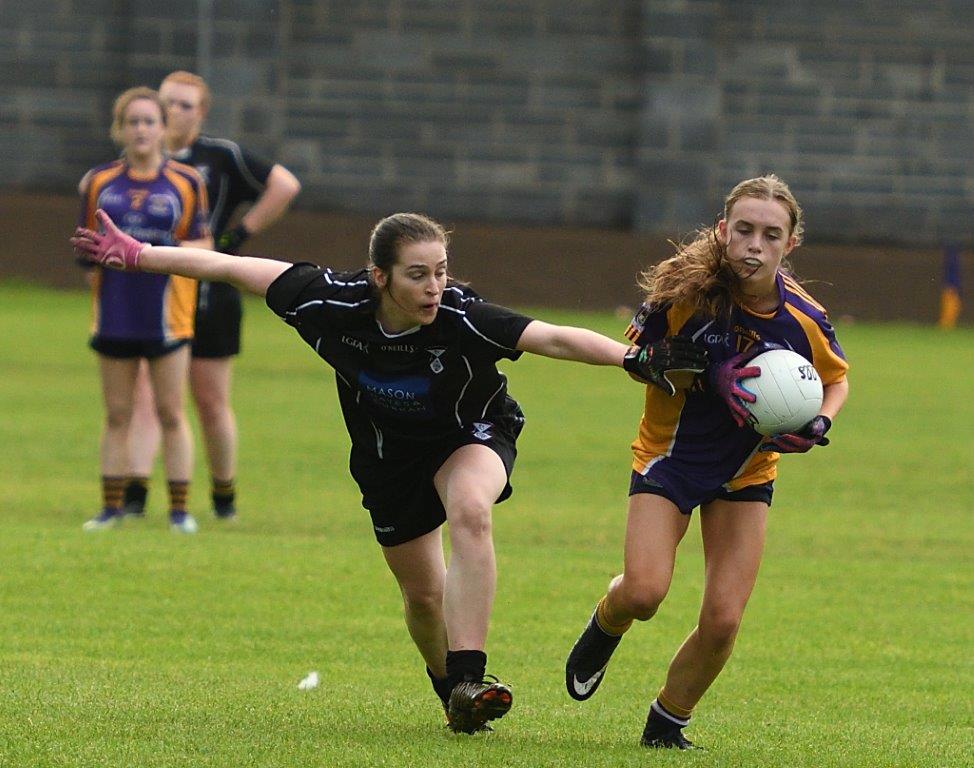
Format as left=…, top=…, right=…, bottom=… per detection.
left=73, top=209, right=290, bottom=296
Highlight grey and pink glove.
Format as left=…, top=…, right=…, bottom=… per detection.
left=759, top=415, right=832, bottom=453
left=709, top=344, right=781, bottom=426
left=71, top=209, right=147, bottom=271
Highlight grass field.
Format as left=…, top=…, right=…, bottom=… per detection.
left=0, top=282, right=971, bottom=767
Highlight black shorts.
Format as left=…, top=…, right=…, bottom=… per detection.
left=629, top=470, right=774, bottom=515
left=192, top=281, right=242, bottom=358
left=90, top=337, right=190, bottom=360
left=351, top=411, right=525, bottom=547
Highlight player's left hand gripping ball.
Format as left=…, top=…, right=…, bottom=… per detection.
left=71, top=209, right=147, bottom=271
left=623, top=336, right=708, bottom=396
left=760, top=415, right=832, bottom=453
left=710, top=342, right=785, bottom=427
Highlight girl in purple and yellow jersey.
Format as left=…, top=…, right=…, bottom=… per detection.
left=565, top=175, right=849, bottom=749
left=78, top=87, right=212, bottom=533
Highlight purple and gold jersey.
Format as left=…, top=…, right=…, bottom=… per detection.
left=626, top=271, right=848, bottom=493
left=80, top=159, right=209, bottom=341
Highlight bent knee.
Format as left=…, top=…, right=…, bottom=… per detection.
left=699, top=607, right=745, bottom=647
left=627, top=591, right=667, bottom=622
left=618, top=580, right=668, bottom=621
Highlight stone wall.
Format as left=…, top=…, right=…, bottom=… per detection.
left=2, top=1, right=974, bottom=244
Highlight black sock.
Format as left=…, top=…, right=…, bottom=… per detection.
left=445, top=649, right=487, bottom=691
left=426, top=666, right=452, bottom=708
left=643, top=698, right=691, bottom=737
left=212, top=477, right=235, bottom=512
left=124, top=477, right=148, bottom=507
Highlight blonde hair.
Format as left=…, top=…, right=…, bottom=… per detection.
left=637, top=174, right=804, bottom=318
left=160, top=70, right=211, bottom=115
left=109, top=87, right=165, bottom=147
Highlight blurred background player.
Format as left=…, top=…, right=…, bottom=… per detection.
left=123, top=71, right=302, bottom=521
left=71, top=209, right=702, bottom=734
left=78, top=87, right=212, bottom=533
left=564, top=175, right=849, bottom=748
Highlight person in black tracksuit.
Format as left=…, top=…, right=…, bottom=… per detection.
left=124, top=70, right=301, bottom=522
left=73, top=209, right=706, bottom=734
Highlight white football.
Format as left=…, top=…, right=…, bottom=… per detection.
left=740, top=349, right=823, bottom=436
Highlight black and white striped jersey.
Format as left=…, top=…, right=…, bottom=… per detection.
left=170, top=135, right=274, bottom=240
left=265, top=263, right=533, bottom=455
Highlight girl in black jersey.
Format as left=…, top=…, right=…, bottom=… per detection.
left=73, top=209, right=708, bottom=734
left=123, top=71, right=302, bottom=524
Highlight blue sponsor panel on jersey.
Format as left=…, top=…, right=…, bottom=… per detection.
left=358, top=371, right=432, bottom=419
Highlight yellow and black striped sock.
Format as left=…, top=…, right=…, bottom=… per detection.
left=168, top=480, right=189, bottom=513
left=595, top=595, right=634, bottom=637
left=102, top=475, right=126, bottom=511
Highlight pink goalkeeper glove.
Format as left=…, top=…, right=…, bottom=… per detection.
left=709, top=342, right=785, bottom=427
left=709, top=350, right=762, bottom=426
left=71, top=209, right=148, bottom=271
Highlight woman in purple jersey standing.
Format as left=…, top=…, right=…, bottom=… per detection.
left=77, top=87, right=212, bottom=533
left=72, top=209, right=708, bottom=736
left=564, top=175, right=849, bottom=749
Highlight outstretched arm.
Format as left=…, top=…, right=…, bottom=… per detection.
left=516, top=320, right=629, bottom=366
left=72, top=209, right=290, bottom=297
left=515, top=319, right=709, bottom=395
left=142, top=246, right=288, bottom=296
